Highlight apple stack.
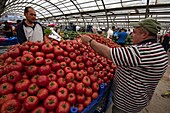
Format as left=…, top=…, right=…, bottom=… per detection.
left=0, top=35, right=118, bottom=113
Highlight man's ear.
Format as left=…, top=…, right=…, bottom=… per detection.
left=142, top=31, right=149, bottom=39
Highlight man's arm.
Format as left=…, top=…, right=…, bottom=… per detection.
left=81, top=34, right=141, bottom=67
left=81, top=35, right=111, bottom=60
left=91, top=40, right=111, bottom=60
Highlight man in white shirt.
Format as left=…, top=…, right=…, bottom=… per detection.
left=107, top=26, right=115, bottom=39
left=17, top=6, right=44, bottom=44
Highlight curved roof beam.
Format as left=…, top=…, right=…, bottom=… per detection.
left=70, top=0, right=86, bottom=27
left=44, top=0, right=64, bottom=15
left=5, top=0, right=33, bottom=8
left=145, top=0, right=150, bottom=18
left=52, top=3, right=170, bottom=16
left=100, top=0, right=109, bottom=28
left=57, top=0, right=71, bottom=13
left=7, top=0, right=71, bottom=17
left=2, top=10, right=23, bottom=16
left=2, top=6, right=45, bottom=18
left=4, top=0, right=30, bottom=15
left=5, top=0, right=18, bottom=5
left=57, top=0, right=72, bottom=25
left=0, top=0, right=8, bottom=16
left=3, top=0, right=32, bottom=17
left=5, top=1, right=53, bottom=18
left=95, top=16, right=100, bottom=28
left=92, top=1, right=100, bottom=28
left=55, top=0, right=71, bottom=24
left=3, top=10, right=28, bottom=18
left=120, top=0, right=123, bottom=7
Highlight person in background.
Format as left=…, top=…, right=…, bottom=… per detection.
left=161, top=31, right=170, bottom=52
left=107, top=26, right=115, bottom=39
left=17, top=6, right=44, bottom=44
left=16, top=20, right=22, bottom=29
left=93, top=28, right=105, bottom=36
left=157, top=32, right=164, bottom=46
left=13, top=20, right=22, bottom=36
left=80, top=18, right=168, bottom=113
left=116, top=28, right=128, bottom=47
left=126, top=28, right=131, bottom=35
left=97, top=29, right=105, bottom=37
left=92, top=26, right=98, bottom=34
left=126, top=32, right=133, bottom=45
left=112, top=28, right=119, bottom=42
left=3, top=21, right=13, bottom=38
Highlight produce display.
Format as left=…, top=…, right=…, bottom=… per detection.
left=0, top=34, right=118, bottom=113
left=62, top=31, right=131, bottom=46
left=62, top=31, right=79, bottom=40
left=77, top=33, right=121, bottom=48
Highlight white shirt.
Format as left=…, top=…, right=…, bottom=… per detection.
left=23, top=23, right=43, bottom=42
left=107, top=28, right=113, bottom=39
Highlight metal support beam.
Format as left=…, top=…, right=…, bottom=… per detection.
left=70, top=0, right=86, bottom=27
left=145, top=0, right=150, bottom=18
left=45, top=0, right=64, bottom=15
left=57, top=0, right=71, bottom=24
left=5, top=1, right=53, bottom=17
left=0, top=0, right=8, bottom=16
left=120, top=0, right=123, bottom=7
left=101, top=0, right=109, bottom=29
left=48, top=3, right=170, bottom=18
left=2, top=7, right=45, bottom=19
left=127, top=12, right=130, bottom=29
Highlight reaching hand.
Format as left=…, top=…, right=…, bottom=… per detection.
left=79, top=34, right=92, bottom=44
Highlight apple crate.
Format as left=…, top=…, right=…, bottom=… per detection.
left=70, top=82, right=112, bottom=113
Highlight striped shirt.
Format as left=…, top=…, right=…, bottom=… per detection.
left=110, top=40, right=168, bottom=113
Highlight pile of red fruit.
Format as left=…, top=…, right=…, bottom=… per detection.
left=0, top=35, right=117, bottom=113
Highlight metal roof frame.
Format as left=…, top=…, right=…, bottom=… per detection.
left=0, top=0, right=170, bottom=31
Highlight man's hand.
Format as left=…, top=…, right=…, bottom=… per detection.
left=80, top=34, right=92, bottom=44
left=78, top=33, right=112, bottom=60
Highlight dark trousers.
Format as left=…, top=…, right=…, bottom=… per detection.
left=162, top=36, right=169, bottom=52
left=112, top=105, right=127, bottom=113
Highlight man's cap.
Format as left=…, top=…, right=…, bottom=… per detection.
left=130, top=18, right=162, bottom=34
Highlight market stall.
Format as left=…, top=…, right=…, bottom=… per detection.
left=0, top=34, right=118, bottom=113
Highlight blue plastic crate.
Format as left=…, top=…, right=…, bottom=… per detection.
left=105, top=91, right=113, bottom=112
left=81, top=82, right=112, bottom=113
left=93, top=84, right=112, bottom=113
left=70, top=82, right=112, bottom=113
left=0, top=37, right=18, bottom=46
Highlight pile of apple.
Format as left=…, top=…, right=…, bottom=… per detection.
left=0, top=35, right=117, bottom=113
left=76, top=33, right=121, bottom=48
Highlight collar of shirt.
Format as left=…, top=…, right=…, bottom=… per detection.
left=138, top=38, right=157, bottom=45
left=23, top=21, right=36, bottom=30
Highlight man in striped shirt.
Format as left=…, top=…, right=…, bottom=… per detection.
left=80, top=18, right=168, bottom=113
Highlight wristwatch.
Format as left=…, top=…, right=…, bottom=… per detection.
left=88, top=38, right=93, bottom=46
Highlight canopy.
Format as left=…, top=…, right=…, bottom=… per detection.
left=0, top=0, right=170, bottom=32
